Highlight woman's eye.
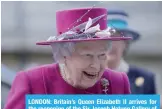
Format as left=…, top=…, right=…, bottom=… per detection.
left=99, top=54, right=106, bottom=59
left=81, top=54, right=92, bottom=59
left=86, top=54, right=92, bottom=57
left=100, top=54, right=105, bottom=56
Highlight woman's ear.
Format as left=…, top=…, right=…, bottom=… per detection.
left=59, top=56, right=66, bottom=64
left=64, top=56, right=68, bottom=66
left=64, top=56, right=66, bottom=62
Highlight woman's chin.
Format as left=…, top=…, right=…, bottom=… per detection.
left=72, top=75, right=100, bottom=89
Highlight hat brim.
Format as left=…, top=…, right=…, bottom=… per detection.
left=36, top=37, right=132, bottom=45
left=119, top=29, right=140, bottom=41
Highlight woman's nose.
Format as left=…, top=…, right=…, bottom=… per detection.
left=90, top=56, right=100, bottom=69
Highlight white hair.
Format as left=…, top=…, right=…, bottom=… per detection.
left=51, top=41, right=112, bottom=62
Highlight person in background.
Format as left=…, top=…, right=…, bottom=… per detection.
left=4, top=7, right=131, bottom=109
left=107, top=10, right=156, bottom=94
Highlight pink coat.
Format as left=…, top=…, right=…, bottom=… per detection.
left=4, top=63, right=131, bottom=109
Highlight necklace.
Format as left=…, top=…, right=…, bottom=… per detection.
left=59, top=64, right=71, bottom=85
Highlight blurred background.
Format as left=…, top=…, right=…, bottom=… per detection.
left=1, top=1, right=162, bottom=108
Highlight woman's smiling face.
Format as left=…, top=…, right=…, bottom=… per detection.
left=64, top=40, right=110, bottom=89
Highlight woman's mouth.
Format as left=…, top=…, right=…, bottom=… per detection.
left=82, top=71, right=98, bottom=79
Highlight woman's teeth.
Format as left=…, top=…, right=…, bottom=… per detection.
left=83, top=71, right=98, bottom=76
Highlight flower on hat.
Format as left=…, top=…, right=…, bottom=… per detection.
left=84, top=17, right=112, bottom=38
left=47, top=15, right=116, bottom=41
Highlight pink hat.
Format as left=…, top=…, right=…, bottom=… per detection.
left=36, top=7, right=132, bottom=45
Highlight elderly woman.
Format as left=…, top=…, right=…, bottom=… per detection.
left=4, top=7, right=131, bottom=109
left=107, top=10, right=156, bottom=94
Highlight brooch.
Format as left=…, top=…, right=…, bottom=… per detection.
left=101, top=78, right=109, bottom=94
